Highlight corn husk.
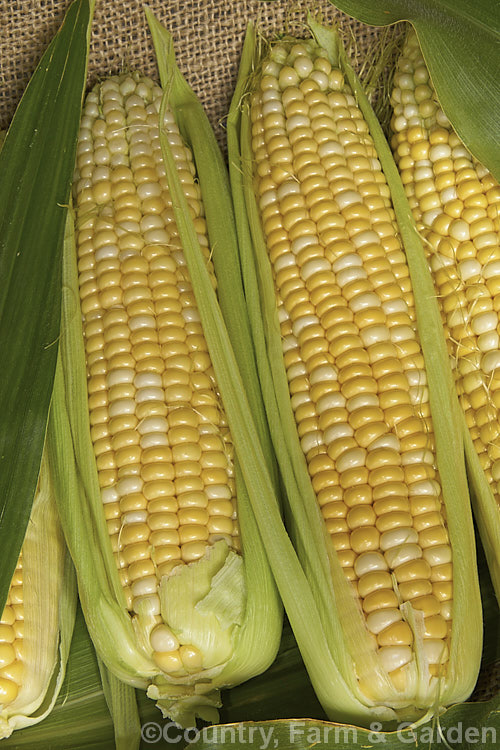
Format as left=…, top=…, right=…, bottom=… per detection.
left=226, top=18, right=482, bottom=727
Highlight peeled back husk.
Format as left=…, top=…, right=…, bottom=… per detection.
left=0, top=445, right=76, bottom=739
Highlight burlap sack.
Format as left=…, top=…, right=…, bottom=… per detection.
left=0, top=0, right=497, bottom=704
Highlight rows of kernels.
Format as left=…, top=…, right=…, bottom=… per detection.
left=251, top=41, right=452, bottom=681
left=74, top=74, right=239, bottom=675
left=0, top=555, right=24, bottom=705
left=390, top=30, right=500, bottom=500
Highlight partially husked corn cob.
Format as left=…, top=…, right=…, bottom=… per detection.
left=55, top=65, right=281, bottom=725
left=235, top=26, right=481, bottom=722
left=75, top=73, right=239, bottom=616
left=251, top=36, right=450, bottom=688
left=0, top=449, right=75, bottom=738
left=390, top=29, right=500, bottom=596
left=75, top=71, right=238, bottom=672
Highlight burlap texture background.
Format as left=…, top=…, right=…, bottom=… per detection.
left=0, top=0, right=394, bottom=155
left=0, top=0, right=497, bottom=705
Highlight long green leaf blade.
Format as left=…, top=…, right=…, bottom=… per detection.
left=329, top=0, right=500, bottom=180
left=188, top=692, right=500, bottom=750
left=0, top=0, right=94, bottom=613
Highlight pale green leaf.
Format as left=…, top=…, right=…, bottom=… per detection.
left=144, top=5, right=278, bottom=483
left=159, top=543, right=245, bottom=669
left=97, top=658, right=142, bottom=750
left=188, top=692, right=500, bottom=750
left=0, top=0, right=95, bottom=615
left=462, top=412, right=500, bottom=603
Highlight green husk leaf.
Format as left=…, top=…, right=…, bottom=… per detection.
left=97, top=657, right=141, bottom=750
left=144, top=5, right=278, bottom=486
left=0, top=446, right=77, bottom=739
left=462, top=411, right=500, bottom=603
left=0, top=0, right=95, bottom=616
left=148, top=540, right=246, bottom=727
left=185, top=691, right=500, bottom=750
left=328, top=0, right=500, bottom=180
left=228, top=17, right=482, bottom=726
left=159, top=542, right=245, bottom=672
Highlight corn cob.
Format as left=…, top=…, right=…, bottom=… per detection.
left=76, top=72, right=241, bottom=604
left=230, top=22, right=482, bottom=725
left=390, top=28, right=500, bottom=598
left=0, top=448, right=75, bottom=739
left=50, top=58, right=281, bottom=727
